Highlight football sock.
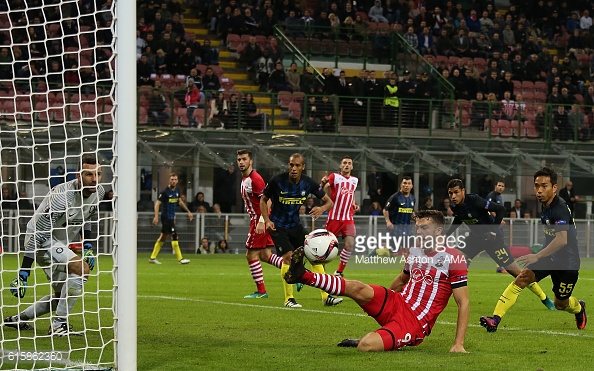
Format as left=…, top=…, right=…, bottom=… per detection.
left=301, top=270, right=346, bottom=296
left=493, top=282, right=523, bottom=319
left=150, top=240, right=164, bottom=260
left=248, top=259, right=267, bottom=294
left=171, top=240, right=183, bottom=261
left=565, top=296, right=582, bottom=314
left=55, top=274, right=86, bottom=322
left=267, top=253, right=283, bottom=269
left=336, top=248, right=352, bottom=273
left=527, top=282, right=547, bottom=300
left=310, top=264, right=329, bottom=300
left=20, top=295, right=56, bottom=320
left=281, top=264, right=294, bottom=302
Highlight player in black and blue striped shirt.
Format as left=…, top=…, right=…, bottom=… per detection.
left=261, top=153, right=337, bottom=308
left=150, top=173, right=193, bottom=265
left=446, top=178, right=554, bottom=312
left=383, top=176, right=416, bottom=249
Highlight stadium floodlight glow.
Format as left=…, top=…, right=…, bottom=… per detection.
left=400, top=139, right=456, bottom=175
left=296, top=136, right=340, bottom=170
left=237, top=133, right=286, bottom=171
left=347, top=138, right=404, bottom=174
left=551, top=144, right=594, bottom=175
left=138, top=139, right=173, bottom=167
left=451, top=141, right=510, bottom=177
left=500, top=142, right=544, bottom=172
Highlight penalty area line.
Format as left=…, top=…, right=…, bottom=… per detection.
left=139, top=295, right=594, bottom=339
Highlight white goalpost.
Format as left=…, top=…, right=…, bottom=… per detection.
left=0, top=0, right=137, bottom=370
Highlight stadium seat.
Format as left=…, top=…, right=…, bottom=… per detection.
left=534, top=81, right=548, bottom=93
left=512, top=80, right=522, bottom=91
left=526, top=127, right=539, bottom=139
left=175, top=107, right=188, bottom=127
left=349, top=41, right=364, bottom=58
left=288, top=102, right=302, bottom=124
left=138, top=106, right=148, bottom=125
left=522, top=91, right=535, bottom=102
left=356, top=11, right=369, bottom=21
left=292, top=91, right=305, bottom=103
left=278, top=91, right=293, bottom=109
left=255, top=35, right=268, bottom=49
left=192, top=108, right=205, bottom=127
left=321, top=39, right=336, bottom=56
left=17, top=100, right=33, bottom=121
left=226, top=34, right=241, bottom=51
left=534, top=92, right=547, bottom=103
left=521, top=81, right=534, bottom=92
left=484, top=118, right=497, bottom=131
left=240, top=34, right=251, bottom=44
left=575, top=94, right=584, bottom=104
left=579, top=53, right=591, bottom=68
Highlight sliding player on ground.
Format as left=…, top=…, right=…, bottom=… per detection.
left=446, top=179, right=554, bottom=310
left=285, top=210, right=469, bottom=352
left=319, top=156, right=359, bottom=277
left=237, top=149, right=283, bottom=299
left=480, top=167, right=586, bottom=332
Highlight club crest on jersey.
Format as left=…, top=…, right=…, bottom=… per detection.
left=468, top=213, right=472, bottom=218
left=301, top=191, right=306, bottom=196
left=340, top=186, right=354, bottom=195
left=410, top=268, right=434, bottom=285
left=435, top=256, right=445, bottom=268
left=545, top=219, right=550, bottom=225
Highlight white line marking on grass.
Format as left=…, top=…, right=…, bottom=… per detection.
left=139, top=295, right=594, bottom=338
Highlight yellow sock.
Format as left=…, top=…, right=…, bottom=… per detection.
left=150, top=240, right=164, bottom=260
left=527, top=282, right=547, bottom=300
left=281, top=264, right=294, bottom=302
left=493, top=282, right=523, bottom=319
left=565, top=296, right=582, bottom=314
left=171, top=240, right=183, bottom=261
left=310, top=264, right=328, bottom=300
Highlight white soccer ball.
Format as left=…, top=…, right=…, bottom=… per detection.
left=303, top=229, right=339, bottom=265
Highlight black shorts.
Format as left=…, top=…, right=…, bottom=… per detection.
left=161, top=219, right=177, bottom=237
left=462, top=235, right=514, bottom=267
left=531, top=262, right=579, bottom=300
left=269, top=224, right=306, bottom=256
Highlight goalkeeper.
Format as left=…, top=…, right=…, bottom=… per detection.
left=4, top=154, right=103, bottom=337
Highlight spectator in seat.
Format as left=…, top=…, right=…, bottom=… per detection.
left=286, top=62, right=301, bottom=92
left=285, top=10, right=303, bottom=38
left=191, top=192, right=212, bottom=213
left=525, top=54, right=542, bottom=82
left=240, top=36, right=262, bottom=83
left=226, top=93, right=240, bottom=129
left=499, top=91, right=516, bottom=120
left=435, top=28, right=454, bottom=56
left=256, top=48, right=274, bottom=91
left=199, top=237, right=212, bottom=254
left=552, top=105, right=571, bottom=141
left=154, top=49, right=168, bottom=75
left=369, top=201, right=383, bottom=216
left=137, top=54, right=155, bottom=86
left=149, top=88, right=171, bottom=126
left=568, top=104, right=585, bottom=141
left=268, top=62, right=290, bottom=92
left=369, top=0, right=389, bottom=23
left=265, top=37, right=284, bottom=64
left=535, top=105, right=546, bottom=137
left=318, top=95, right=336, bottom=132
left=185, top=78, right=202, bottom=127
left=202, top=66, right=221, bottom=96
left=305, top=95, right=322, bottom=132
left=208, top=92, right=228, bottom=129
left=471, top=91, right=489, bottom=129
left=201, top=39, right=219, bottom=65
left=217, top=239, right=229, bottom=254
left=242, top=93, right=266, bottom=130
left=560, top=87, right=576, bottom=110
left=417, top=26, right=435, bottom=56
left=486, top=92, right=501, bottom=120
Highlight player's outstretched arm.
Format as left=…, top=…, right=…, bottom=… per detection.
left=179, top=198, right=193, bottom=221
left=450, top=286, right=470, bottom=353
left=517, top=230, right=568, bottom=267
left=310, top=194, right=333, bottom=220
left=260, top=195, right=275, bottom=231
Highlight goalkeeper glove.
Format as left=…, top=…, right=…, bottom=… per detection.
left=83, top=243, right=95, bottom=271
left=9, top=270, right=29, bottom=298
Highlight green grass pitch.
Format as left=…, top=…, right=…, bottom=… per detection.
left=2, top=253, right=593, bottom=370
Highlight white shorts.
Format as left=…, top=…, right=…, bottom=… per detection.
left=33, top=239, right=78, bottom=293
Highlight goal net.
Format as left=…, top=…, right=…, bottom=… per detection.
left=0, top=1, right=135, bottom=369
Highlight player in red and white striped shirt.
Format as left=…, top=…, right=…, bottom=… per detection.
left=320, top=156, right=359, bottom=277
left=237, top=149, right=283, bottom=299
left=284, top=210, right=470, bottom=352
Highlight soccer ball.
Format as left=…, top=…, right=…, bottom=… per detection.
left=303, top=229, right=339, bottom=265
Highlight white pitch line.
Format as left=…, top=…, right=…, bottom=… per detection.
left=139, top=295, right=594, bottom=338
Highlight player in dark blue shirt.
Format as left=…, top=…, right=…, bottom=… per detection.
left=261, top=153, right=336, bottom=308
left=486, top=179, right=507, bottom=273
left=446, top=179, right=554, bottom=311
left=150, top=173, right=193, bottom=265
left=383, top=176, right=415, bottom=249
left=481, top=167, right=586, bottom=332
